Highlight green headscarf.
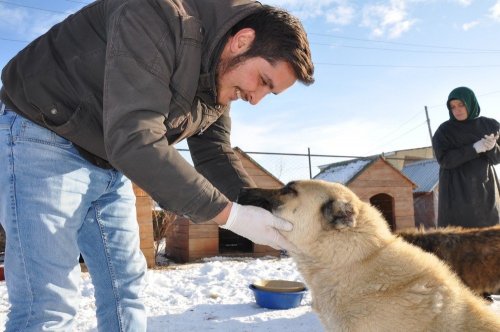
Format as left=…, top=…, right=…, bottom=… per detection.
left=446, top=86, right=480, bottom=121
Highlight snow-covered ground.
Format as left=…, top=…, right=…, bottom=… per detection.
left=0, top=251, right=499, bottom=331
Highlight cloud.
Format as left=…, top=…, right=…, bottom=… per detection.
left=490, top=1, right=500, bottom=21
left=361, top=0, right=415, bottom=39
left=264, top=0, right=356, bottom=24
left=325, top=5, right=355, bottom=25
left=265, top=0, right=418, bottom=38
left=0, top=5, right=28, bottom=29
left=455, top=0, right=473, bottom=6
left=462, top=20, right=479, bottom=30
left=264, top=0, right=337, bottom=20
left=0, top=4, right=69, bottom=41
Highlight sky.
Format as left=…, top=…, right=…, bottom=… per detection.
left=0, top=0, right=499, bottom=179
left=0, top=250, right=498, bottom=331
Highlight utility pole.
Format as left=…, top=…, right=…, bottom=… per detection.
left=424, top=106, right=434, bottom=157
left=308, top=147, right=312, bottom=179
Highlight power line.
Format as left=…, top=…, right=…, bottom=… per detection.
left=309, top=32, right=500, bottom=53
left=310, top=42, right=500, bottom=54
left=0, top=3, right=499, bottom=56
left=65, top=0, right=90, bottom=4
left=314, top=63, right=500, bottom=69
left=426, top=90, right=500, bottom=109
left=374, top=89, right=500, bottom=147
left=0, top=37, right=29, bottom=43
left=0, top=0, right=70, bottom=14
left=364, top=121, right=428, bottom=155
left=1, top=2, right=499, bottom=57
left=3, top=35, right=500, bottom=69
left=370, top=110, right=423, bottom=143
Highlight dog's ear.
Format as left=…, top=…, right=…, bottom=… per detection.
left=321, top=199, right=356, bottom=229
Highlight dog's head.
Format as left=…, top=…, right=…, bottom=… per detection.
left=237, top=180, right=362, bottom=247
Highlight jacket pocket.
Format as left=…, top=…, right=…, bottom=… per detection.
left=15, top=116, right=73, bottom=148
left=23, top=69, right=80, bottom=127
left=41, top=103, right=83, bottom=136
left=39, top=102, right=107, bottom=160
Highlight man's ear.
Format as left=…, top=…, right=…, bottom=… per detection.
left=229, top=28, right=255, bottom=55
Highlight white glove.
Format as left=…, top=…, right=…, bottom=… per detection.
left=220, top=202, right=295, bottom=251
left=483, top=133, right=498, bottom=151
left=473, top=138, right=488, bottom=153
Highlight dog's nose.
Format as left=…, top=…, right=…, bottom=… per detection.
left=236, top=187, right=254, bottom=204
left=236, top=187, right=274, bottom=212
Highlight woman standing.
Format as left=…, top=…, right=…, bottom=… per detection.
left=432, top=86, right=500, bottom=227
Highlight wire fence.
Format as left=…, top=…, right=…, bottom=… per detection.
left=238, top=150, right=362, bottom=183
left=176, top=147, right=437, bottom=185
left=178, top=148, right=376, bottom=184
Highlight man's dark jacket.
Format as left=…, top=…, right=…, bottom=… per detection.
left=1, top=0, right=259, bottom=222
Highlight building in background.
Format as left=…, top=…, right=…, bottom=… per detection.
left=401, top=159, right=440, bottom=229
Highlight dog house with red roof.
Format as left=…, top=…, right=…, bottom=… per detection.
left=315, top=156, right=417, bottom=230
left=163, top=147, right=283, bottom=262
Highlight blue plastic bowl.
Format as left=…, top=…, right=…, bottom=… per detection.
left=249, top=284, right=307, bottom=310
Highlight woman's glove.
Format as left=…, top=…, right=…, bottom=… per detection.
left=473, top=138, right=488, bottom=153
left=220, top=202, right=295, bottom=251
left=473, top=133, right=498, bottom=153
left=483, top=133, right=498, bottom=151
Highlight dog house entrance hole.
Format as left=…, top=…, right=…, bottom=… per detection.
left=370, top=193, right=395, bottom=231
left=219, top=229, right=253, bottom=253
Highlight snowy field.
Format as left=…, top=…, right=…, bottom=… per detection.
left=0, top=254, right=499, bottom=331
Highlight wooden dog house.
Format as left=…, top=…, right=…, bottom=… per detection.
left=383, top=147, right=439, bottom=229
left=164, top=147, right=283, bottom=262
left=133, top=184, right=156, bottom=267
left=315, top=156, right=416, bottom=231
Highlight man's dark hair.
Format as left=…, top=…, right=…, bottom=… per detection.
left=230, top=5, right=314, bottom=85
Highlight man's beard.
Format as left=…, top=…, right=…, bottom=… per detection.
left=215, top=54, right=247, bottom=103
left=217, top=54, right=247, bottom=79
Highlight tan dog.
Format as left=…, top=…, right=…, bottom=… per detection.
left=398, top=225, right=500, bottom=298
left=237, top=180, right=500, bottom=332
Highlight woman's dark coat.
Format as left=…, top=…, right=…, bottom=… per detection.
left=433, top=87, right=500, bottom=227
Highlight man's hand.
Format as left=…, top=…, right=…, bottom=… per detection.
left=218, top=202, right=295, bottom=251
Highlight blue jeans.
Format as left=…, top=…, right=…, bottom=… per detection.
left=0, top=104, right=147, bottom=331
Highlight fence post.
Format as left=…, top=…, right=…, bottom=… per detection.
left=308, top=147, right=312, bottom=179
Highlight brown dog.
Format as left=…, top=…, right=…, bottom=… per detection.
left=397, top=225, right=500, bottom=298
left=238, top=180, right=500, bottom=332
